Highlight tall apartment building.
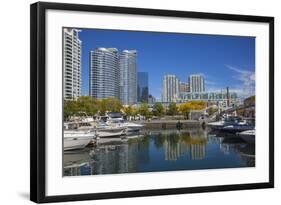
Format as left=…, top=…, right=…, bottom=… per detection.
left=63, top=28, right=82, bottom=100
left=161, top=75, right=180, bottom=103
left=137, top=72, right=149, bottom=103
left=189, top=74, right=205, bottom=93
left=120, top=50, right=137, bottom=105
left=89, top=48, right=119, bottom=99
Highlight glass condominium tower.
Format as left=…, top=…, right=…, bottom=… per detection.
left=137, top=72, right=149, bottom=103
left=89, top=48, right=120, bottom=99
left=189, top=74, right=205, bottom=93
left=63, top=28, right=82, bottom=100
left=120, top=50, right=137, bottom=105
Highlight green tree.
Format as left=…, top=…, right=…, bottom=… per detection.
left=64, top=100, right=79, bottom=120
left=167, top=102, right=178, bottom=116
left=100, top=97, right=122, bottom=115
left=153, top=102, right=164, bottom=117
left=139, top=103, right=149, bottom=119
left=77, top=96, right=99, bottom=116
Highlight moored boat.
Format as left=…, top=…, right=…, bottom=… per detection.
left=237, top=129, right=255, bottom=143
left=64, top=131, right=94, bottom=151
left=109, top=119, right=144, bottom=133
left=64, top=122, right=96, bottom=151
left=220, top=125, right=255, bottom=134
left=96, top=122, right=126, bottom=138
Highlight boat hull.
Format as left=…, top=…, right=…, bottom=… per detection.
left=220, top=126, right=255, bottom=134
left=64, top=137, right=92, bottom=151
left=96, top=128, right=125, bottom=138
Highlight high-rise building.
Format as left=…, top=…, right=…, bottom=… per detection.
left=189, top=74, right=205, bottom=93
left=63, top=28, right=82, bottom=100
left=137, top=72, right=149, bottom=103
left=120, top=50, right=137, bottom=105
left=179, top=81, right=189, bottom=93
left=162, top=75, right=179, bottom=103
left=89, top=48, right=119, bottom=99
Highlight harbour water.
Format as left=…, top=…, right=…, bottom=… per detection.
left=63, top=128, right=255, bottom=176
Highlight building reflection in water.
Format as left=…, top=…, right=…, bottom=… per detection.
left=64, top=128, right=255, bottom=176
left=90, top=142, right=139, bottom=175
left=161, top=129, right=208, bottom=161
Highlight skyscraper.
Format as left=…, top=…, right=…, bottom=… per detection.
left=189, top=74, right=205, bottom=93
left=137, top=72, right=149, bottom=103
left=89, top=48, right=119, bottom=99
left=63, top=28, right=82, bottom=100
left=120, top=50, right=137, bottom=105
left=162, top=75, right=179, bottom=103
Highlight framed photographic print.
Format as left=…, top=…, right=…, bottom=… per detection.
left=30, top=1, right=274, bottom=203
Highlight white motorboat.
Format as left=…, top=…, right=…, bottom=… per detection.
left=108, top=119, right=144, bottom=133
left=64, top=131, right=94, bottom=151
left=123, top=122, right=143, bottom=132
left=64, top=122, right=96, bottom=151
left=238, top=129, right=255, bottom=144
left=207, top=116, right=247, bottom=130
left=96, top=123, right=126, bottom=138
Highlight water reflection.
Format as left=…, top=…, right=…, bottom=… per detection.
left=64, top=129, right=255, bottom=176
left=158, top=130, right=207, bottom=161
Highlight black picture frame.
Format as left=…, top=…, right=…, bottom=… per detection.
left=30, top=2, right=274, bottom=203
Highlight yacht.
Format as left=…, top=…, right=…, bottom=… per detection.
left=95, top=123, right=126, bottom=138
left=64, top=122, right=96, bottom=151
left=220, top=124, right=255, bottom=134
left=64, top=130, right=94, bottom=151
left=208, top=116, right=248, bottom=130
left=108, top=118, right=144, bottom=133
left=237, top=129, right=255, bottom=143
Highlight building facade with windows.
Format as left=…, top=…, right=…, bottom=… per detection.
left=120, top=50, right=138, bottom=105
left=189, top=74, right=205, bottom=93
left=89, top=48, right=119, bottom=99
left=63, top=28, right=82, bottom=100
left=161, top=75, right=180, bottom=103
left=137, top=72, right=149, bottom=103
left=179, top=81, right=189, bottom=93
left=178, top=91, right=239, bottom=107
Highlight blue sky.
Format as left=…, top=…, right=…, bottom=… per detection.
left=78, top=28, right=255, bottom=99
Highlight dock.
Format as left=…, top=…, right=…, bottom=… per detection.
left=138, top=120, right=205, bottom=129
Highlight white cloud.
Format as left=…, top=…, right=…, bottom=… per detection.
left=226, top=65, right=255, bottom=98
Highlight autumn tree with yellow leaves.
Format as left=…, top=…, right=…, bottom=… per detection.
left=178, top=101, right=207, bottom=119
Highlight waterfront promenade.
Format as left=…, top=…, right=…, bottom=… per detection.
left=138, top=119, right=205, bottom=129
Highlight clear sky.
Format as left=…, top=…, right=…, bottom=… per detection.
left=78, top=28, right=255, bottom=100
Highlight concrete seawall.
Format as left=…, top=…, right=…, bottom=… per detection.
left=139, top=120, right=205, bottom=129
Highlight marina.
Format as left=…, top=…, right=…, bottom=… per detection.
left=64, top=127, right=255, bottom=176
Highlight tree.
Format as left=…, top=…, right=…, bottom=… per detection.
left=153, top=102, right=164, bottom=117
left=76, top=96, right=99, bottom=116
left=208, top=106, right=218, bottom=116
left=64, top=100, right=79, bottom=120
left=131, top=107, right=139, bottom=120
left=100, top=97, right=122, bottom=115
left=179, top=101, right=206, bottom=119
left=123, top=106, right=133, bottom=119
left=167, top=102, right=178, bottom=116
left=139, top=102, right=149, bottom=119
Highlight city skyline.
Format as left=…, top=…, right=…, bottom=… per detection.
left=76, top=28, right=255, bottom=100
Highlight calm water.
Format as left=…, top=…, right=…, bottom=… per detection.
left=64, top=129, right=255, bottom=176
